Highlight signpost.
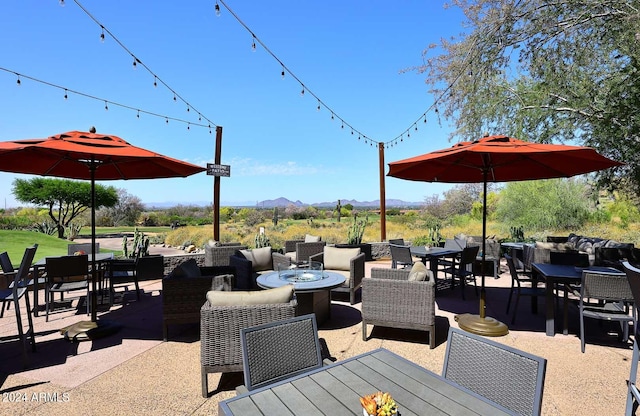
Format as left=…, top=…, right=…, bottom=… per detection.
left=207, top=163, right=230, bottom=177
left=208, top=127, right=229, bottom=241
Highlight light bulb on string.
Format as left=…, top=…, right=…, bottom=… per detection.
left=136, top=109, right=140, bottom=118
left=415, top=124, right=418, bottom=131
left=351, top=130, right=354, bottom=135
left=132, top=58, right=137, bottom=69
left=331, top=113, right=334, bottom=120
left=186, top=106, right=190, bottom=112
left=59, top=0, right=64, bottom=6
left=198, top=114, right=202, bottom=121
left=300, top=86, right=305, bottom=97
left=16, top=75, right=20, bottom=85
left=358, top=135, right=361, bottom=140
left=64, top=89, right=68, bottom=100
left=173, top=94, right=177, bottom=101
left=209, top=125, right=212, bottom=134
left=215, top=2, right=221, bottom=16
left=104, top=101, right=109, bottom=111
left=153, top=76, right=157, bottom=88
left=165, top=117, right=169, bottom=124
left=281, top=67, right=285, bottom=79
left=187, top=123, right=190, bottom=130
left=251, top=36, right=257, bottom=52
left=100, top=27, right=105, bottom=43
left=424, top=115, right=427, bottom=123
left=317, top=101, right=321, bottom=112
left=341, top=122, right=344, bottom=129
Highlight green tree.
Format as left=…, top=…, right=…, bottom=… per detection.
left=13, top=178, right=118, bottom=238
left=98, top=188, right=144, bottom=226
left=494, top=178, right=593, bottom=230
left=413, top=1, right=637, bottom=195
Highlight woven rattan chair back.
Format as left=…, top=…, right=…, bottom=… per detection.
left=0, top=251, right=14, bottom=273
left=240, top=314, right=323, bottom=391
left=581, top=269, right=633, bottom=302
left=388, top=238, right=405, bottom=246
left=296, top=241, right=326, bottom=263
left=442, top=327, right=546, bottom=416
left=389, top=244, right=414, bottom=269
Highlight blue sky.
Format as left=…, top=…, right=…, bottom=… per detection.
left=0, top=1, right=465, bottom=208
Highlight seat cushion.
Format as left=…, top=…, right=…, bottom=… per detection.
left=305, top=234, right=321, bottom=242
left=323, top=246, right=360, bottom=271
left=240, top=247, right=273, bottom=272
left=171, top=259, right=202, bottom=278
left=408, top=262, right=429, bottom=281
left=206, top=284, right=294, bottom=306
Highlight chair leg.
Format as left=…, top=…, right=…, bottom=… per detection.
left=201, top=367, right=209, bottom=398
left=362, top=322, right=368, bottom=341
left=1, top=302, right=6, bottom=318
left=580, top=309, right=586, bottom=353
left=134, top=279, right=141, bottom=301
left=511, top=293, right=521, bottom=325
left=428, top=325, right=435, bottom=349
left=13, top=298, right=29, bottom=368
left=23, top=289, right=36, bottom=352
left=506, top=285, right=514, bottom=314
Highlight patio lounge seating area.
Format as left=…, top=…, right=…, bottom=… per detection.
left=0, top=255, right=637, bottom=415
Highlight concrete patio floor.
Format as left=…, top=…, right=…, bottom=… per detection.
left=0, top=257, right=636, bottom=415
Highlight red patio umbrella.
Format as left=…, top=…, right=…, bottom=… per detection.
left=388, top=135, right=623, bottom=336
left=0, top=129, right=206, bottom=339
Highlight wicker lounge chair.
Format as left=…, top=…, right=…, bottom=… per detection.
left=200, top=286, right=297, bottom=397
left=310, top=246, right=365, bottom=305
left=443, top=327, right=547, bottom=416
left=162, top=260, right=236, bottom=341
left=362, top=267, right=436, bottom=348
left=204, top=243, right=247, bottom=267
left=622, top=261, right=640, bottom=415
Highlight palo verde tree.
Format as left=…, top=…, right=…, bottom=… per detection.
left=13, top=178, right=118, bottom=238
left=413, top=1, right=639, bottom=197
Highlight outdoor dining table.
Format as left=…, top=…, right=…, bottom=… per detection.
left=410, top=246, right=462, bottom=281
left=531, top=263, right=621, bottom=336
left=31, top=252, right=114, bottom=317
left=218, top=348, right=512, bottom=416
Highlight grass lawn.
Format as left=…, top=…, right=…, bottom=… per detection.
left=0, top=230, right=120, bottom=267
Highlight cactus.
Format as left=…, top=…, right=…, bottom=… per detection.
left=346, top=215, right=367, bottom=245
left=273, top=207, right=279, bottom=226
left=123, top=228, right=150, bottom=258
left=428, top=224, right=443, bottom=246
left=510, top=226, right=525, bottom=242
left=254, top=231, right=270, bottom=248
left=336, top=199, right=342, bottom=222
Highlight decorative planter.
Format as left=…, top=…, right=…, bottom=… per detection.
left=335, top=243, right=373, bottom=262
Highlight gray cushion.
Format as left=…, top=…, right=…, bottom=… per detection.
left=240, top=247, right=273, bottom=272
left=324, top=246, right=360, bottom=271
left=206, top=284, right=294, bottom=306
left=304, top=234, right=321, bottom=242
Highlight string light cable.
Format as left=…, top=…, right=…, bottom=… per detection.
left=71, top=0, right=218, bottom=130
left=0, top=67, right=214, bottom=131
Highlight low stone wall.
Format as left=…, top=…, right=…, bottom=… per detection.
left=162, top=243, right=391, bottom=275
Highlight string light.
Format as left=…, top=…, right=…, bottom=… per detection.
left=300, top=86, right=305, bottom=97
left=136, top=109, right=140, bottom=118
left=214, top=1, right=221, bottom=16
left=16, top=75, right=20, bottom=85
left=132, top=58, right=137, bottom=69
left=165, top=117, right=169, bottom=124
left=104, top=100, right=108, bottom=111
left=281, top=67, right=285, bottom=79
left=64, top=89, right=68, bottom=99
left=153, top=76, right=157, bottom=87
left=187, top=122, right=190, bottom=130
left=100, top=27, right=105, bottom=43
left=251, top=36, right=257, bottom=52
left=317, top=101, right=321, bottom=111
left=59, top=0, right=65, bottom=6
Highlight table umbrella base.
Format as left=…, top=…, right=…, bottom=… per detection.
left=60, top=319, right=121, bottom=342
left=455, top=313, right=509, bottom=337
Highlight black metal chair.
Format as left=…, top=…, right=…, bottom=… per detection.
left=505, top=254, right=546, bottom=324
left=238, top=314, right=328, bottom=392
left=623, top=261, right=640, bottom=415
left=0, top=245, right=38, bottom=367
left=45, top=254, right=90, bottom=321
left=389, top=243, right=415, bottom=269
left=443, top=327, right=547, bottom=416
left=578, top=268, right=634, bottom=353
left=441, top=245, right=479, bottom=299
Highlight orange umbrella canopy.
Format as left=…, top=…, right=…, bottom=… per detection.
left=0, top=130, right=205, bottom=180
left=387, top=135, right=623, bottom=183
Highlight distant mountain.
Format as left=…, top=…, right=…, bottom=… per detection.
left=145, top=197, right=423, bottom=209
left=256, top=197, right=423, bottom=208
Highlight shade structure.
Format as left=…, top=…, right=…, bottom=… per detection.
left=0, top=130, right=206, bottom=339
left=388, top=135, right=623, bottom=336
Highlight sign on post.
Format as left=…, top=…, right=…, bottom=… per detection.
left=206, top=163, right=230, bottom=177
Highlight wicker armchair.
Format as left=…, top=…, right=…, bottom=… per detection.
left=362, top=267, right=436, bottom=348
left=204, top=243, right=247, bottom=267
left=229, top=249, right=290, bottom=290
left=310, top=247, right=365, bottom=305
left=161, top=264, right=235, bottom=341
left=200, top=293, right=297, bottom=397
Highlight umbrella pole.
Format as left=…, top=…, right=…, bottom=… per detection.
left=59, top=159, right=120, bottom=341
left=455, top=170, right=509, bottom=336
